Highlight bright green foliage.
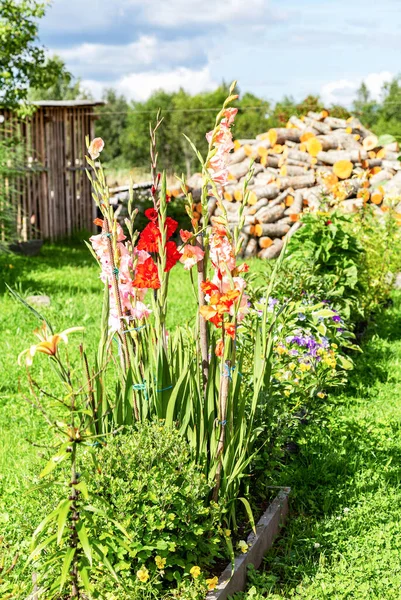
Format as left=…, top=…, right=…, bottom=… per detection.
left=28, top=55, right=89, bottom=101
left=96, top=89, right=130, bottom=165
left=236, top=292, right=401, bottom=600
left=89, top=423, right=221, bottom=593
left=0, top=0, right=63, bottom=109
left=286, top=212, right=366, bottom=321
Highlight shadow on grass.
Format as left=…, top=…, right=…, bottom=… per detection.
left=0, top=240, right=100, bottom=296
left=255, top=292, right=401, bottom=594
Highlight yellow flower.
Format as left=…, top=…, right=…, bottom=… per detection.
left=18, top=323, right=84, bottom=366
left=190, top=565, right=201, bottom=579
left=331, top=343, right=338, bottom=349
left=206, top=576, right=219, bottom=591
left=317, top=392, right=326, bottom=399
left=155, top=555, right=166, bottom=570
left=299, top=363, right=311, bottom=372
left=284, top=390, right=291, bottom=397
left=237, top=540, right=248, bottom=553
left=224, top=529, right=231, bottom=537
left=136, top=567, right=149, bottom=583
left=8, top=264, right=14, bottom=269
left=289, top=362, right=296, bottom=371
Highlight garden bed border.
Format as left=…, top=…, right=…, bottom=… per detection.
left=206, top=487, right=290, bottom=600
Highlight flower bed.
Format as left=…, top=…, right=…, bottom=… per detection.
left=5, top=84, right=401, bottom=600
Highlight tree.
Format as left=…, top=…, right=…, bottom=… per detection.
left=95, top=89, right=129, bottom=165
left=0, top=0, right=63, bottom=109
left=352, top=82, right=379, bottom=128
left=28, top=56, right=89, bottom=101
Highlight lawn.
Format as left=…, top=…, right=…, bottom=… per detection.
left=238, top=292, right=401, bottom=599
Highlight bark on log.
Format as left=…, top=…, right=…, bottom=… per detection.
left=287, top=149, right=314, bottom=164
left=254, top=222, right=291, bottom=237
left=324, top=116, right=348, bottom=129
left=228, top=158, right=252, bottom=179
left=370, top=169, right=394, bottom=187
left=280, top=165, right=308, bottom=176
left=285, top=220, right=303, bottom=240
left=284, top=190, right=303, bottom=215
left=255, top=204, right=285, bottom=223
left=249, top=184, right=280, bottom=200
left=244, top=237, right=257, bottom=257
left=271, top=128, right=302, bottom=144
left=246, top=197, right=269, bottom=215
left=278, top=173, right=315, bottom=190
left=303, top=117, right=331, bottom=135
left=382, top=159, right=401, bottom=171
left=258, top=238, right=284, bottom=259
left=315, top=134, right=341, bottom=151
left=316, top=149, right=366, bottom=165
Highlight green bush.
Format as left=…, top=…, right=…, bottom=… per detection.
left=89, top=422, right=221, bottom=596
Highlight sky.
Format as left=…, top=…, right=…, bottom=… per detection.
left=38, top=0, right=401, bottom=106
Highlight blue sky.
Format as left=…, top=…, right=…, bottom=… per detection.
left=38, top=0, right=401, bottom=105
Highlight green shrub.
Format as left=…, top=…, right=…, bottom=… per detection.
left=89, top=422, right=221, bottom=596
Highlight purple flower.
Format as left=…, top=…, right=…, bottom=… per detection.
left=332, top=315, right=341, bottom=323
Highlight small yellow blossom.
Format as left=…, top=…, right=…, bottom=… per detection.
left=276, top=345, right=288, bottom=355
left=331, top=343, right=338, bottom=349
left=284, top=390, right=291, bottom=397
left=299, top=363, right=311, bottom=372
left=190, top=565, right=201, bottom=579
left=237, top=540, right=248, bottom=553
left=136, top=567, right=149, bottom=583
left=317, top=392, right=326, bottom=399
left=289, top=362, right=296, bottom=371
left=155, top=555, right=166, bottom=570
left=8, top=264, right=14, bottom=269
left=206, top=576, right=219, bottom=591
left=224, top=529, right=231, bottom=537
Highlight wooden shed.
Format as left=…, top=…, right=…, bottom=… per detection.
left=0, top=100, right=104, bottom=241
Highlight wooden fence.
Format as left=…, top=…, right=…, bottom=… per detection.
left=0, top=100, right=103, bottom=241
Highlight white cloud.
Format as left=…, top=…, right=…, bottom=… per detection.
left=140, top=0, right=268, bottom=27
left=321, top=71, right=394, bottom=106
left=56, top=35, right=205, bottom=78
left=82, top=66, right=218, bottom=101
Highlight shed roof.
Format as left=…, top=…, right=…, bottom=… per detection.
left=32, top=100, right=105, bottom=108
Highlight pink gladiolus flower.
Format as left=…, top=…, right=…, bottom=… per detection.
left=223, top=107, right=238, bottom=126
left=180, top=229, right=193, bottom=243
left=88, top=137, right=104, bottom=160
left=179, top=244, right=204, bottom=270
left=206, top=109, right=237, bottom=189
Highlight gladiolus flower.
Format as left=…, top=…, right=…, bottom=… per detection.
left=137, top=221, right=160, bottom=253
left=190, top=566, right=201, bottom=579
left=179, top=244, right=204, bottom=270
left=144, top=208, right=158, bottom=222
left=133, top=257, right=160, bottom=289
left=215, top=339, right=224, bottom=357
left=18, top=324, right=84, bottom=366
left=180, top=229, right=193, bottom=243
left=165, top=241, right=182, bottom=272
left=88, top=137, right=104, bottom=160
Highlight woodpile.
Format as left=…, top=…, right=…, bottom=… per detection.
left=174, top=110, right=401, bottom=258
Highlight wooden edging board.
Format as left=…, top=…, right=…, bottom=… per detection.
left=206, top=487, right=291, bottom=600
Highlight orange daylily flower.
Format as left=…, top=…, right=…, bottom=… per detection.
left=18, top=323, right=84, bottom=366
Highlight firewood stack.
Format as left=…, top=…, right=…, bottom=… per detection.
left=177, top=110, right=401, bottom=259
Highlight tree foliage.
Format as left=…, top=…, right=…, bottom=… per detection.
left=28, top=56, right=89, bottom=102
left=0, top=0, right=63, bottom=109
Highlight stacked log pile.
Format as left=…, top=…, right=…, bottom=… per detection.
left=179, top=111, right=401, bottom=258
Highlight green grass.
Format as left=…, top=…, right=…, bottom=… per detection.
left=237, top=293, right=401, bottom=599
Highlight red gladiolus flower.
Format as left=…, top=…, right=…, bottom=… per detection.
left=145, top=208, right=158, bottom=222
left=224, top=323, right=236, bottom=339
left=165, top=217, right=178, bottom=238
left=133, top=257, right=160, bottom=289
left=201, top=280, right=219, bottom=296
left=137, top=222, right=160, bottom=253
left=165, top=241, right=182, bottom=272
